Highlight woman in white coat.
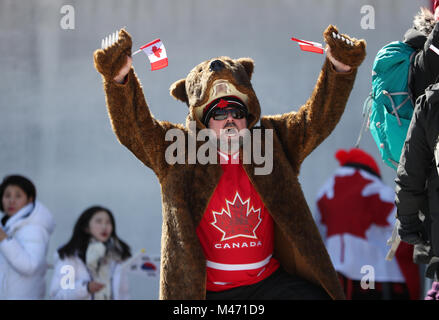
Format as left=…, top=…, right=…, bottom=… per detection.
left=0, top=175, right=55, bottom=299
left=50, top=206, right=131, bottom=300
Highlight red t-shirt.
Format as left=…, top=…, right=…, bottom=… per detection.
left=196, top=152, right=279, bottom=292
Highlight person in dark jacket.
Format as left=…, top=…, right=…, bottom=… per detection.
left=395, top=83, right=439, bottom=299
left=396, top=3, right=439, bottom=269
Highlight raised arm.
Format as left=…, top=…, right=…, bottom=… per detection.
left=261, top=25, right=366, bottom=168
left=94, top=29, right=178, bottom=178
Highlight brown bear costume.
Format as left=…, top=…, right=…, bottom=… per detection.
left=94, top=25, right=366, bottom=300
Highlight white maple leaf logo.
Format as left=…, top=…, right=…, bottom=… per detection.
left=211, top=192, right=262, bottom=241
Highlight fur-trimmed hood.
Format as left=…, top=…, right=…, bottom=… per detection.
left=413, top=7, right=436, bottom=35
left=404, top=7, right=437, bottom=48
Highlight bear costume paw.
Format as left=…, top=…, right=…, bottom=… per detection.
left=93, top=29, right=133, bottom=81
left=324, top=25, right=366, bottom=68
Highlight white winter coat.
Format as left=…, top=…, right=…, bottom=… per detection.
left=0, top=201, right=55, bottom=299
left=49, top=252, right=130, bottom=300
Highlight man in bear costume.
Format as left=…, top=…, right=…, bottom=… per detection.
left=94, top=25, right=366, bottom=299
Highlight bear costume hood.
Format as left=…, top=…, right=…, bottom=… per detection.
left=170, top=56, right=261, bottom=130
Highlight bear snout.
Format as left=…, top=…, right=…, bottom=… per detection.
left=209, top=59, right=225, bottom=72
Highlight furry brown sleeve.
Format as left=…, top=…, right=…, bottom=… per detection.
left=261, top=25, right=366, bottom=169
left=94, top=29, right=178, bottom=178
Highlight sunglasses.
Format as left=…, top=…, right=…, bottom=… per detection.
left=211, top=107, right=247, bottom=121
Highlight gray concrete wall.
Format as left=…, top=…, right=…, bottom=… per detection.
left=0, top=0, right=430, bottom=299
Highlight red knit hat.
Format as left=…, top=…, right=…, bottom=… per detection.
left=335, top=148, right=380, bottom=177
left=434, top=0, right=439, bottom=11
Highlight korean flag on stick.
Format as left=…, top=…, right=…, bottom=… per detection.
left=133, top=38, right=168, bottom=71
left=122, top=249, right=161, bottom=278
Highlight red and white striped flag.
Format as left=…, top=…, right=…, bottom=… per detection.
left=139, top=38, right=168, bottom=71
left=291, top=37, right=324, bottom=54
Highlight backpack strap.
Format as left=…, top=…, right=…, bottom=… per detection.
left=355, top=93, right=373, bottom=148
left=407, top=51, right=417, bottom=108
left=382, top=90, right=411, bottom=126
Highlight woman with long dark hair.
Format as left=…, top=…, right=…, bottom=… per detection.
left=50, top=206, right=131, bottom=300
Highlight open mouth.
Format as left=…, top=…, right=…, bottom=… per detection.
left=222, top=129, right=241, bottom=140
left=224, top=127, right=238, bottom=136
left=223, top=123, right=239, bottom=136
left=210, top=80, right=249, bottom=105
left=213, top=80, right=230, bottom=97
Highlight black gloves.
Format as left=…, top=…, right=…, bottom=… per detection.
left=397, top=213, right=427, bottom=245
left=426, top=257, right=439, bottom=280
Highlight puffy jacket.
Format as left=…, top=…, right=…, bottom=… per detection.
left=49, top=252, right=130, bottom=300
left=395, top=83, right=439, bottom=258
left=0, top=201, right=55, bottom=299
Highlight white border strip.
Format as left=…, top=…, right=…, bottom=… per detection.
left=430, top=44, right=439, bottom=56
left=206, top=254, right=272, bottom=271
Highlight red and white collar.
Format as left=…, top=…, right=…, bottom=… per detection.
left=218, top=151, right=240, bottom=164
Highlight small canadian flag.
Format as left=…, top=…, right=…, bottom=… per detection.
left=291, top=37, right=324, bottom=54
left=139, top=38, right=168, bottom=71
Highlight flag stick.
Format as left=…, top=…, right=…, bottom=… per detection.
left=385, top=220, right=401, bottom=261
left=291, top=37, right=317, bottom=46
left=132, top=49, right=142, bottom=56
left=121, top=248, right=146, bottom=270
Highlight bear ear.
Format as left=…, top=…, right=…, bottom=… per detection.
left=169, top=78, right=188, bottom=104
left=237, top=57, right=254, bottom=80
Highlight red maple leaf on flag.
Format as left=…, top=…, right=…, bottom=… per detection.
left=317, top=171, right=394, bottom=239
left=211, top=192, right=262, bottom=241
left=152, top=45, right=162, bottom=58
